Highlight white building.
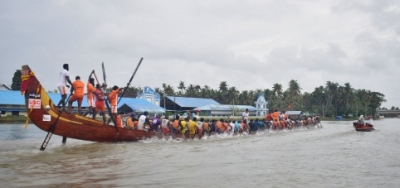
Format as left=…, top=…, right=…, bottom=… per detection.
left=254, top=93, right=268, bottom=116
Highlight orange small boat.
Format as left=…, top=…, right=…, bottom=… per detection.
left=353, top=122, right=374, bottom=132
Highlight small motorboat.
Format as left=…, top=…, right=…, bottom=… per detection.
left=353, top=122, right=374, bottom=132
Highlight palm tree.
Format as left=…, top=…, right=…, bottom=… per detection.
left=272, top=83, right=283, bottom=96
left=287, top=80, right=302, bottom=109
left=178, top=81, right=186, bottom=94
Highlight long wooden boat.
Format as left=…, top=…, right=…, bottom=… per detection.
left=22, top=65, right=322, bottom=144
left=353, top=122, right=374, bottom=132
left=23, top=65, right=163, bottom=142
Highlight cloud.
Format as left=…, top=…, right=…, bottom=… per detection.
left=0, top=0, right=399, bottom=108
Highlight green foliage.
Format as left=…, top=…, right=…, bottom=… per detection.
left=11, top=70, right=21, bottom=90
left=157, top=80, right=387, bottom=118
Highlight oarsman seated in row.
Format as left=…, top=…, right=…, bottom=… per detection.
left=196, top=118, right=204, bottom=136
left=249, top=119, right=258, bottom=133
left=116, top=111, right=124, bottom=128
left=179, top=117, right=188, bottom=134
left=187, top=117, right=198, bottom=139
left=171, top=115, right=180, bottom=133
left=228, top=120, right=235, bottom=134
left=138, top=111, right=150, bottom=131
left=215, top=119, right=227, bottom=133
left=202, top=119, right=210, bottom=135
left=126, top=114, right=138, bottom=129
left=151, top=114, right=162, bottom=132
left=234, top=121, right=242, bottom=133
left=161, top=115, right=172, bottom=135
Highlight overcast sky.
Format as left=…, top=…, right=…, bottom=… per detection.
left=1, top=0, right=399, bottom=108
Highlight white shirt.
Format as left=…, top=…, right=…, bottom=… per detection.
left=57, top=69, right=69, bottom=87
left=242, top=111, right=249, bottom=121
left=161, top=119, right=170, bottom=129
left=358, top=115, right=365, bottom=125
left=229, top=122, right=235, bottom=134
left=138, top=115, right=147, bottom=130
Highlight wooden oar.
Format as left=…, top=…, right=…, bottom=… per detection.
left=101, top=62, right=118, bottom=129
left=39, top=94, right=71, bottom=151
left=118, top=57, right=143, bottom=104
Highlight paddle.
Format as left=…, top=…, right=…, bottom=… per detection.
left=101, top=62, right=118, bottom=130
left=40, top=93, right=71, bottom=151
left=118, top=57, right=143, bottom=104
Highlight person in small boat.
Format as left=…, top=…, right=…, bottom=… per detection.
left=83, top=73, right=96, bottom=118
left=358, top=114, right=365, bottom=125
left=67, top=76, right=85, bottom=114
left=93, top=84, right=106, bottom=123
left=107, top=85, right=124, bottom=124
left=57, top=63, right=74, bottom=111
left=138, top=111, right=149, bottom=130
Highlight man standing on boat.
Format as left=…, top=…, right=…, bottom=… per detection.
left=83, top=71, right=96, bottom=117
left=242, top=108, right=250, bottom=131
left=93, top=84, right=107, bottom=123
left=57, top=63, right=73, bottom=111
left=67, top=76, right=85, bottom=114
left=107, top=85, right=124, bottom=124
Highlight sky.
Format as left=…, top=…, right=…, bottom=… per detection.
left=1, top=0, right=399, bottom=108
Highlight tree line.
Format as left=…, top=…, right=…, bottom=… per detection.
left=11, top=69, right=390, bottom=117
left=137, top=80, right=387, bottom=118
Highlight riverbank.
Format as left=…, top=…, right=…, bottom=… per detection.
left=0, top=115, right=29, bottom=124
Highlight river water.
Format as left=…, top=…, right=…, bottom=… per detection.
left=1, top=118, right=399, bottom=188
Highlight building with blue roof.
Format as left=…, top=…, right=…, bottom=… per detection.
left=162, top=96, right=220, bottom=112
left=118, top=97, right=165, bottom=115
left=194, top=104, right=256, bottom=116
left=0, top=90, right=164, bottom=116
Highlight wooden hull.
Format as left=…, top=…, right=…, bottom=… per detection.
left=353, top=122, right=374, bottom=132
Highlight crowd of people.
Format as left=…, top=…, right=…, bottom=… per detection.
left=56, top=64, right=125, bottom=126
left=115, top=108, right=322, bottom=139
left=56, top=64, right=321, bottom=137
